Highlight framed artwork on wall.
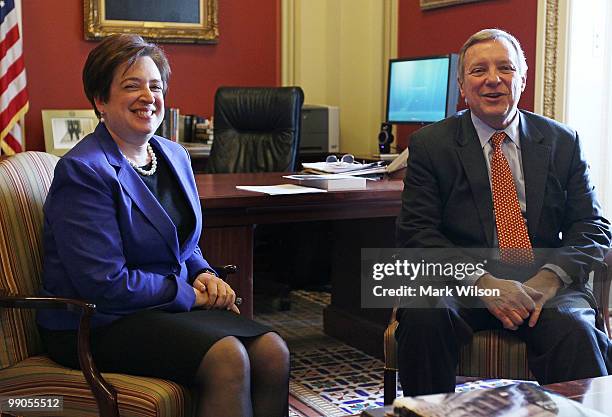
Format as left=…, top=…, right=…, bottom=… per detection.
left=420, top=0, right=488, bottom=10
left=84, top=0, right=218, bottom=44
left=42, top=110, right=98, bottom=156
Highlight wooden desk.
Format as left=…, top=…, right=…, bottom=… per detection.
left=195, top=172, right=403, bottom=323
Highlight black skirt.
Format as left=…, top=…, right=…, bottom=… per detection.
left=40, top=309, right=273, bottom=385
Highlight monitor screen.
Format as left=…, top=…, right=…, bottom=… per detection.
left=385, top=54, right=459, bottom=124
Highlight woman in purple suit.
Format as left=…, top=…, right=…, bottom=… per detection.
left=38, top=34, right=289, bottom=417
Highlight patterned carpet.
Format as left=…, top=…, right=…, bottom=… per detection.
left=253, top=291, right=540, bottom=417
left=254, top=290, right=394, bottom=417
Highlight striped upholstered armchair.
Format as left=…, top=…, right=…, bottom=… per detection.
left=383, top=255, right=612, bottom=404
left=0, top=152, right=235, bottom=417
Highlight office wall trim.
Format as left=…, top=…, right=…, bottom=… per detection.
left=281, top=0, right=296, bottom=86
left=534, top=0, right=569, bottom=122
left=383, top=0, right=399, bottom=146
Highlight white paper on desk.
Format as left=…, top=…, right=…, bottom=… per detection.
left=236, top=184, right=327, bottom=195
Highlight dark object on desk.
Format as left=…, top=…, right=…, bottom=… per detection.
left=0, top=152, right=242, bottom=417
left=300, top=104, right=340, bottom=155
left=180, top=114, right=193, bottom=142
left=155, top=108, right=180, bottom=141
left=378, top=122, right=394, bottom=154
left=205, top=86, right=305, bottom=173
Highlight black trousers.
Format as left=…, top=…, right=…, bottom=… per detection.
left=395, top=289, right=612, bottom=396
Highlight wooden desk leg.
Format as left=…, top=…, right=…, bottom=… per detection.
left=200, top=225, right=255, bottom=319
left=323, top=218, right=395, bottom=359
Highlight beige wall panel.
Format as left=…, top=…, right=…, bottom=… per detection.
left=337, top=1, right=384, bottom=155
left=294, top=0, right=330, bottom=104
left=284, top=0, right=397, bottom=156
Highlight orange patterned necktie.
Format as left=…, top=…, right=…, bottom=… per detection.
left=490, top=131, right=534, bottom=264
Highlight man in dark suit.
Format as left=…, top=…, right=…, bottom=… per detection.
left=395, top=28, right=612, bottom=396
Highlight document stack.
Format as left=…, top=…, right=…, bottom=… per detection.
left=302, top=148, right=409, bottom=177
left=283, top=174, right=366, bottom=191
left=194, top=119, right=214, bottom=145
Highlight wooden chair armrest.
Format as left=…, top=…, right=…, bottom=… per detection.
left=592, top=257, right=611, bottom=338
left=0, top=293, right=96, bottom=313
left=211, top=264, right=238, bottom=279
left=0, top=292, right=120, bottom=417
left=210, top=265, right=240, bottom=304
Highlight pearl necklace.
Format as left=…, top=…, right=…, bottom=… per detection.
left=125, top=143, right=157, bottom=176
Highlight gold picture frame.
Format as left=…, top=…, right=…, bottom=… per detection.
left=420, top=0, right=488, bottom=10
left=84, top=0, right=218, bottom=44
left=42, top=110, right=98, bottom=156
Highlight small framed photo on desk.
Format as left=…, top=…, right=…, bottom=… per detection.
left=42, top=110, right=98, bottom=156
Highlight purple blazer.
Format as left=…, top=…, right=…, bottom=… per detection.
left=38, top=124, right=212, bottom=330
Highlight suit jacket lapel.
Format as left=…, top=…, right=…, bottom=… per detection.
left=456, top=111, right=495, bottom=247
left=152, top=137, right=202, bottom=253
left=518, top=111, right=550, bottom=240
left=97, top=125, right=180, bottom=259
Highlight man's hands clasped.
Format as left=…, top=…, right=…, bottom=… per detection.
left=192, top=272, right=240, bottom=314
left=476, top=269, right=562, bottom=330
left=523, top=270, right=563, bottom=328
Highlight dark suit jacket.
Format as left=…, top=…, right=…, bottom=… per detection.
left=38, top=124, right=212, bottom=330
left=396, top=110, right=610, bottom=288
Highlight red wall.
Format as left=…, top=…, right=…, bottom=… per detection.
left=21, top=0, right=281, bottom=151
left=396, top=0, right=538, bottom=149
left=21, top=1, right=538, bottom=152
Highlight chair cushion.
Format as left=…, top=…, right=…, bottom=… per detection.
left=0, top=355, right=193, bottom=417
left=0, top=152, right=59, bottom=368
left=386, top=325, right=533, bottom=380
left=457, top=329, right=532, bottom=380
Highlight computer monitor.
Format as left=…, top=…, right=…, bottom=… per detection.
left=385, top=54, right=459, bottom=124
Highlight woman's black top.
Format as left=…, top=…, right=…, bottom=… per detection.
left=138, top=151, right=195, bottom=247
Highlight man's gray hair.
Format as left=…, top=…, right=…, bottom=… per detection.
left=457, top=28, right=528, bottom=82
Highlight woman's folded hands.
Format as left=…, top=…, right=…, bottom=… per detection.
left=192, top=272, right=240, bottom=314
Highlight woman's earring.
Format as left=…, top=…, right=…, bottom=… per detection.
left=100, top=112, right=105, bottom=123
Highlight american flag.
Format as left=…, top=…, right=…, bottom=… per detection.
left=0, top=0, right=27, bottom=155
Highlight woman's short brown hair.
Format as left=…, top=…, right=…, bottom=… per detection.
left=83, top=34, right=171, bottom=118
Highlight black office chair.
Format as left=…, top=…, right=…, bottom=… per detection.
left=205, top=86, right=304, bottom=173
left=204, top=86, right=322, bottom=310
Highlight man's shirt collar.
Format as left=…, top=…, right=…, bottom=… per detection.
left=471, top=110, right=521, bottom=149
